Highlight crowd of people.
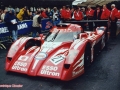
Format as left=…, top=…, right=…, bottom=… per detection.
left=0, top=4, right=120, bottom=41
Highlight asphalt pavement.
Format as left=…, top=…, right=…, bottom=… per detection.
left=0, top=34, right=120, bottom=90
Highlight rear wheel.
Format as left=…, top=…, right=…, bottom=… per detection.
left=84, top=44, right=91, bottom=71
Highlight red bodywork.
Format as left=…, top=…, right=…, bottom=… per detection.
left=5, top=23, right=106, bottom=81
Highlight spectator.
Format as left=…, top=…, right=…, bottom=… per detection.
left=64, top=5, right=71, bottom=21
left=71, top=7, right=75, bottom=20
left=74, top=7, right=84, bottom=30
left=100, top=5, right=110, bottom=30
left=101, top=5, right=110, bottom=20
left=81, top=7, right=87, bottom=30
left=74, top=7, right=83, bottom=21
left=86, top=5, right=94, bottom=31
left=22, top=6, right=30, bottom=20
left=28, top=11, right=33, bottom=20
left=101, top=5, right=110, bottom=43
left=52, top=7, right=60, bottom=26
left=4, top=9, right=18, bottom=41
left=60, top=6, right=66, bottom=22
left=0, top=9, right=3, bottom=23
left=94, top=5, right=102, bottom=28
left=32, top=11, right=42, bottom=37
left=45, top=8, right=50, bottom=17
left=110, top=4, right=118, bottom=39
left=81, top=7, right=87, bottom=20
left=41, top=8, right=48, bottom=18
left=17, top=6, right=29, bottom=21
left=1, top=9, right=7, bottom=22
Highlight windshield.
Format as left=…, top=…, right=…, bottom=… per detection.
left=45, top=30, right=80, bottom=42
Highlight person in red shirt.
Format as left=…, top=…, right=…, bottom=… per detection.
left=100, top=5, right=110, bottom=42
left=41, top=8, right=48, bottom=18
left=64, top=5, right=71, bottom=21
left=74, top=7, right=84, bottom=30
left=101, top=5, right=110, bottom=20
left=74, top=7, right=83, bottom=21
left=86, top=5, right=94, bottom=31
left=110, top=4, right=118, bottom=38
left=60, top=6, right=66, bottom=22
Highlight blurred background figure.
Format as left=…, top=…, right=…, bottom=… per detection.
left=110, top=4, right=118, bottom=39
left=32, top=11, right=42, bottom=37
left=17, top=6, right=30, bottom=21
left=60, top=6, right=66, bottom=22
left=81, top=7, right=86, bottom=20
left=28, top=11, right=33, bottom=20
left=41, top=8, right=48, bottom=18
left=1, top=9, right=8, bottom=22
left=0, top=9, right=3, bottom=23
left=100, top=5, right=110, bottom=32
left=94, top=5, right=102, bottom=28
left=4, top=9, right=18, bottom=41
left=64, top=5, right=71, bottom=21
left=52, top=7, right=60, bottom=26
left=86, top=5, right=94, bottom=31
left=74, top=7, right=83, bottom=21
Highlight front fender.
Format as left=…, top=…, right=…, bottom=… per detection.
left=6, top=37, right=33, bottom=59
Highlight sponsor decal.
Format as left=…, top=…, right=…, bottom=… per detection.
left=35, top=52, right=47, bottom=60
left=72, top=54, right=84, bottom=77
left=50, top=55, right=65, bottom=65
left=73, top=40, right=84, bottom=49
left=12, top=61, right=27, bottom=72
left=41, top=42, right=62, bottom=49
left=0, top=27, right=9, bottom=34
left=72, top=68, right=84, bottom=77
left=45, top=21, right=53, bottom=29
left=18, top=55, right=29, bottom=61
left=40, top=65, right=59, bottom=76
left=52, top=28, right=72, bottom=32
left=17, top=23, right=28, bottom=30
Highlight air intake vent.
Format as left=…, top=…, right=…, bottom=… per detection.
left=64, top=64, right=70, bottom=69
left=7, top=57, right=12, bottom=61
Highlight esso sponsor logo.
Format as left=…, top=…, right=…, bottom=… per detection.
left=12, top=61, right=27, bottom=72
left=40, top=65, right=60, bottom=76
left=42, top=65, right=58, bottom=71
left=14, top=61, right=27, bottom=67
left=35, top=52, right=47, bottom=60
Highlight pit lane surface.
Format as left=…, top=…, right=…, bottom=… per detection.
left=0, top=35, right=120, bottom=90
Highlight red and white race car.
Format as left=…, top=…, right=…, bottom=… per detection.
left=5, top=23, right=107, bottom=81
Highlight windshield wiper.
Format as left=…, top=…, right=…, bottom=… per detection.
left=48, top=30, right=60, bottom=42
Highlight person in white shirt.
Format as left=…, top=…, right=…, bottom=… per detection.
left=1, top=9, right=7, bottom=22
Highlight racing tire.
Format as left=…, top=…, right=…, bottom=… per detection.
left=84, top=43, right=91, bottom=71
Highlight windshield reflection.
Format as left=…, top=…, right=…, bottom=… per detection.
left=45, top=30, right=80, bottom=42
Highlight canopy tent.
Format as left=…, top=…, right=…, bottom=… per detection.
left=72, top=0, right=119, bottom=7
